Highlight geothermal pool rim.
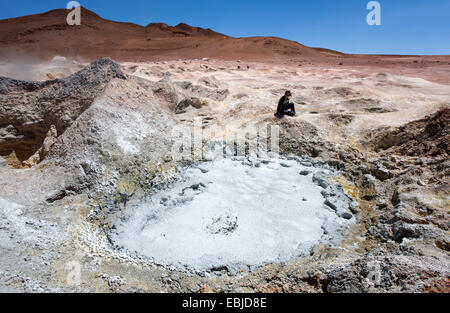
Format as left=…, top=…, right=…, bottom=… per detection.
left=106, top=156, right=357, bottom=272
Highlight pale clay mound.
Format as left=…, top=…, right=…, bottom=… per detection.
left=0, top=58, right=448, bottom=292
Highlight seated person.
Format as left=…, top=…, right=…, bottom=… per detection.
left=275, top=91, right=296, bottom=118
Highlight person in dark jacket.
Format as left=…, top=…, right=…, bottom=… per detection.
left=275, top=91, right=296, bottom=118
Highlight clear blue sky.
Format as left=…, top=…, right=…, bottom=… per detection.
left=1, top=0, right=449, bottom=55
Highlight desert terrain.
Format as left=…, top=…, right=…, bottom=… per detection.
left=0, top=8, right=449, bottom=293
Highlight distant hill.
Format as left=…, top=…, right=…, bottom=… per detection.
left=0, top=7, right=343, bottom=62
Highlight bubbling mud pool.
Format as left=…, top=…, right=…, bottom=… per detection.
left=110, top=158, right=355, bottom=271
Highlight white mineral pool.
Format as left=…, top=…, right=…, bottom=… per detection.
left=111, top=158, right=353, bottom=271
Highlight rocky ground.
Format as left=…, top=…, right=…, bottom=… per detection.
left=0, top=57, right=448, bottom=293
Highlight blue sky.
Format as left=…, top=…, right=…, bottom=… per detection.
left=1, top=0, right=449, bottom=55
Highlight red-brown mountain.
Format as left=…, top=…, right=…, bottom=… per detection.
left=0, top=7, right=343, bottom=62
